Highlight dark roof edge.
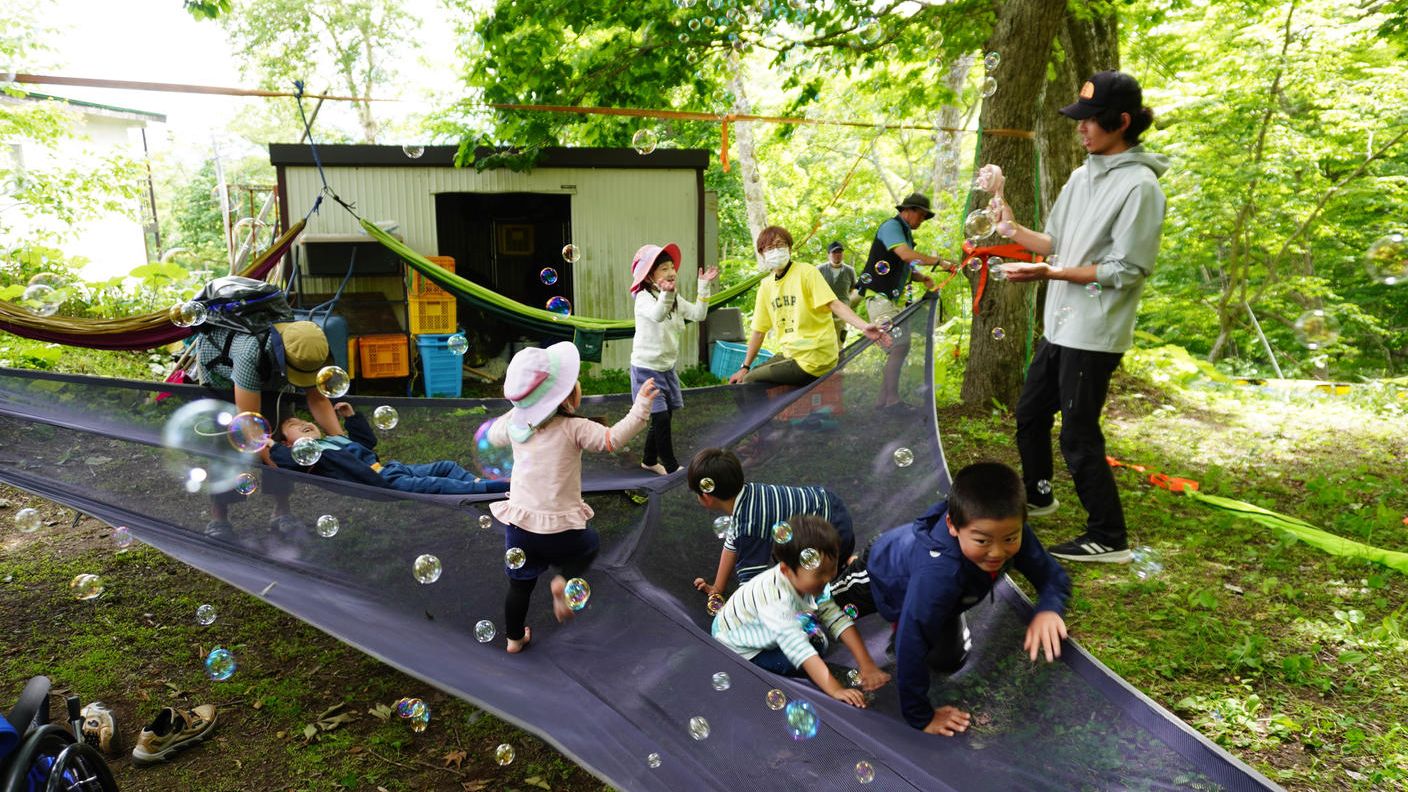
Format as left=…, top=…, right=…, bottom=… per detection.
left=268, top=144, right=710, bottom=170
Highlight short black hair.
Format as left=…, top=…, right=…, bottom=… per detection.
left=1094, top=105, right=1155, bottom=145
left=687, top=447, right=745, bottom=500
left=948, top=461, right=1025, bottom=528
left=771, top=513, right=840, bottom=570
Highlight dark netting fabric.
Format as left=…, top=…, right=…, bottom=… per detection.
left=0, top=296, right=1277, bottom=791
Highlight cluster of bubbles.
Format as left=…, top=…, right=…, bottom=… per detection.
left=564, top=577, right=592, bottom=611
left=475, top=619, right=496, bottom=643
left=546, top=296, right=573, bottom=315
left=316, top=515, right=340, bottom=538
left=799, top=547, right=821, bottom=570
left=70, top=574, right=104, bottom=601
left=1294, top=309, right=1340, bottom=350
left=711, top=672, right=731, bottom=691
left=15, top=507, right=42, bottom=533
left=766, top=689, right=787, bottom=711
left=784, top=699, right=819, bottom=740
left=315, top=366, right=351, bottom=399
left=987, top=257, right=1008, bottom=282
left=446, top=334, right=469, bottom=356
left=688, top=715, right=711, bottom=741
left=372, top=405, right=399, bottom=430
left=495, top=743, right=515, bottom=766
left=196, top=604, right=217, bottom=625
left=505, top=547, right=527, bottom=570
left=632, top=129, right=659, bottom=155
left=771, top=521, right=792, bottom=543
left=472, top=419, right=513, bottom=479
left=981, top=51, right=1001, bottom=98
left=1131, top=546, right=1164, bottom=580
left=893, top=447, right=914, bottom=467
left=204, top=647, right=236, bottom=681
left=395, top=697, right=431, bottom=733
left=539, top=267, right=559, bottom=286
left=413, top=554, right=442, bottom=584
left=168, top=301, right=208, bottom=328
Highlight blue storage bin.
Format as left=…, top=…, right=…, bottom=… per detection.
left=415, top=333, right=464, bottom=397
left=709, top=340, right=773, bottom=379
left=293, top=308, right=350, bottom=372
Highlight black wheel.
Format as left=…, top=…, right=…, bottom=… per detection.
left=6, top=676, right=51, bottom=732
left=0, top=724, right=72, bottom=792
left=43, top=743, right=117, bottom=792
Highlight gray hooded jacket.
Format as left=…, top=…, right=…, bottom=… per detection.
left=1042, top=145, right=1169, bottom=354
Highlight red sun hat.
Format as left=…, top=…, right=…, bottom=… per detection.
left=629, top=243, right=683, bottom=294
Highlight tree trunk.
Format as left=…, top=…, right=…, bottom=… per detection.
left=960, top=0, right=1068, bottom=408
left=728, top=63, right=769, bottom=257
left=931, top=54, right=975, bottom=196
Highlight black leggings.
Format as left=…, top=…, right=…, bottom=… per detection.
left=641, top=409, right=678, bottom=472
left=503, top=547, right=598, bottom=641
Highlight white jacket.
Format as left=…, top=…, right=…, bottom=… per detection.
left=630, top=278, right=710, bottom=371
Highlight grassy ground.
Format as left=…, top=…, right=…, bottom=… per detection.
left=1, top=338, right=1406, bottom=790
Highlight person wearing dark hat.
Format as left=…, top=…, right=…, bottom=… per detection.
left=859, top=192, right=948, bottom=408
left=989, top=70, right=1169, bottom=564
left=817, top=241, right=859, bottom=345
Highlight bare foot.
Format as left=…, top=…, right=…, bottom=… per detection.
left=640, top=462, right=669, bottom=476
left=550, top=575, right=575, bottom=623
left=506, top=625, right=532, bottom=654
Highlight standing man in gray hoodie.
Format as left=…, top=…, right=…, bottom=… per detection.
left=992, top=71, right=1169, bottom=563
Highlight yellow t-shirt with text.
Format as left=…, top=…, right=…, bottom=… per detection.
left=751, top=263, right=840, bottom=377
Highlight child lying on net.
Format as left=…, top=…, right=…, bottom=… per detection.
left=711, top=514, right=889, bottom=707
left=272, top=402, right=509, bottom=495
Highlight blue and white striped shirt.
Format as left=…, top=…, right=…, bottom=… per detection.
left=712, top=565, right=855, bottom=669
left=726, top=482, right=841, bottom=582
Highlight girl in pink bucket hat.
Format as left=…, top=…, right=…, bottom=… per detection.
left=485, top=341, right=660, bottom=653
left=629, top=242, right=720, bottom=475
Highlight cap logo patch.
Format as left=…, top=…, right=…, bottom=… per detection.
left=1080, top=81, right=1095, bottom=99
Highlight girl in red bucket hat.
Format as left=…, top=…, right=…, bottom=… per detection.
left=486, top=342, right=660, bottom=653
left=628, top=243, right=720, bottom=475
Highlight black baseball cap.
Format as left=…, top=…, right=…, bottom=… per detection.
left=1060, top=71, right=1143, bottom=120
left=827, top=241, right=844, bottom=253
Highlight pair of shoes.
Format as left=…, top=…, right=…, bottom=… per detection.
left=1049, top=534, right=1132, bottom=563
left=1026, top=498, right=1060, bottom=518
left=81, top=701, right=119, bottom=755
left=202, top=520, right=234, bottom=540
left=131, top=704, right=218, bottom=765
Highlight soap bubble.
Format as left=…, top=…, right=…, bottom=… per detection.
left=699, top=477, right=715, bottom=493
left=712, top=672, right=731, bottom=691
left=479, top=514, right=493, bottom=530
left=798, top=612, right=821, bottom=637
left=855, top=16, right=882, bottom=46
left=1131, top=546, right=1164, bottom=580
left=413, top=554, right=442, bottom=584
left=15, top=507, right=42, bottom=533
left=204, top=648, right=236, bottom=681
left=1037, top=479, right=1052, bottom=495
left=562, top=244, right=582, bottom=264
left=1047, top=253, right=1063, bottom=269
left=893, top=447, right=914, bottom=467
left=855, top=760, right=876, bottom=784
left=495, top=743, right=515, bottom=766
left=984, top=51, right=1001, bottom=71
left=988, top=257, right=1007, bottom=281
left=964, top=210, right=995, bottom=240
left=859, top=272, right=872, bottom=285
left=766, top=689, right=787, bottom=710
left=632, top=129, right=659, bottom=155
left=1365, top=232, right=1407, bottom=285
left=687, top=17, right=701, bottom=31
left=227, top=411, right=271, bottom=453
left=800, top=547, right=821, bottom=570
left=372, top=405, right=399, bottom=430
left=647, top=752, right=662, bottom=769
left=843, top=604, right=859, bottom=619
left=1085, top=282, right=1102, bottom=297
left=706, top=593, right=725, bottom=616
left=291, top=437, right=323, bottom=466
left=474, top=619, right=496, bottom=643
left=564, top=577, right=591, bottom=611
left=316, top=514, right=339, bottom=538
left=505, top=547, right=527, bottom=570
left=1294, top=309, right=1340, bottom=349
left=784, top=699, right=819, bottom=740
left=70, top=574, right=103, bottom=601
left=846, top=668, right=862, bottom=688
left=472, top=419, right=514, bottom=479
left=163, top=399, right=246, bottom=494
left=772, top=521, right=792, bottom=543
left=539, top=267, right=559, bottom=286
left=875, top=261, right=890, bottom=276
left=113, top=526, right=134, bottom=549
left=19, top=284, right=62, bottom=316
left=688, top=716, right=710, bottom=740
left=992, top=327, right=1006, bottom=341
left=315, top=366, right=350, bottom=398
left=546, top=296, right=572, bottom=315
left=196, top=604, right=217, bottom=625
left=395, top=697, right=426, bottom=719
left=712, top=515, right=732, bottom=538
left=233, top=472, right=258, bottom=496
left=168, top=301, right=207, bottom=328
left=981, top=77, right=998, bottom=98
left=446, top=333, right=469, bottom=356
left=402, top=145, right=425, bottom=159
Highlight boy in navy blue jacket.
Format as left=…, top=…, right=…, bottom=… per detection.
left=271, top=403, right=508, bottom=495
left=831, top=461, right=1071, bottom=736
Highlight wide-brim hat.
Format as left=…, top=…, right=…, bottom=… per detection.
left=503, top=341, right=581, bottom=429
left=273, top=321, right=333, bottom=389
left=895, top=192, right=935, bottom=220
left=629, top=243, right=682, bottom=293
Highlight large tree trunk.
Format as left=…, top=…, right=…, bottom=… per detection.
left=931, top=54, right=976, bottom=196
left=728, top=62, right=769, bottom=257
left=960, top=0, right=1068, bottom=408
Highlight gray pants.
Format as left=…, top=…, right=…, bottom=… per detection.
left=742, top=355, right=818, bottom=387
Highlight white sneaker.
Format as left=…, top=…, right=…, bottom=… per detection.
left=1027, top=498, right=1060, bottom=518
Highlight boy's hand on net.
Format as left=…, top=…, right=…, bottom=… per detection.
left=334, top=402, right=354, bottom=418
left=923, top=705, right=971, bottom=736
left=831, top=687, right=867, bottom=709
left=692, top=578, right=718, bottom=596
left=859, top=667, right=891, bottom=691
left=1024, top=611, right=1068, bottom=662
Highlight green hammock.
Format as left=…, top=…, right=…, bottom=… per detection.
left=362, top=220, right=764, bottom=351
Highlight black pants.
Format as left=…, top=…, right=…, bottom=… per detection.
left=641, top=409, right=678, bottom=472
left=1014, top=340, right=1126, bottom=546
left=503, top=526, right=599, bottom=641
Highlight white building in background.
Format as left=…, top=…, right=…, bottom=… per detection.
left=1, top=92, right=164, bottom=281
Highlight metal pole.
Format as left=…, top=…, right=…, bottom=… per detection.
left=140, top=128, right=161, bottom=256
left=1243, top=300, right=1285, bottom=379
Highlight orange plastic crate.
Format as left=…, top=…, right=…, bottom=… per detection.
left=768, top=373, right=845, bottom=421
left=408, top=255, right=455, bottom=298
left=346, top=338, right=358, bottom=379
left=408, top=295, right=457, bottom=335
left=357, top=333, right=409, bottom=379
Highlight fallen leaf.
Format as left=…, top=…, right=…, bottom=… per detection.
left=252, top=700, right=263, bottom=710
left=443, top=749, right=467, bottom=769
left=1223, top=583, right=1245, bottom=595
left=368, top=703, right=393, bottom=720
left=302, top=724, right=317, bottom=741
left=378, top=787, right=390, bottom=792
left=461, top=782, right=489, bottom=792
left=523, top=776, right=551, bottom=790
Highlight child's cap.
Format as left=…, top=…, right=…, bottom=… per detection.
left=629, top=243, right=682, bottom=294
left=503, top=341, right=581, bottom=431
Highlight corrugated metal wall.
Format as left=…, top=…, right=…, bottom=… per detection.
left=282, top=165, right=706, bottom=371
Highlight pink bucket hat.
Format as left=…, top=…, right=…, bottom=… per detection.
left=629, top=243, right=682, bottom=294
left=502, top=341, right=581, bottom=432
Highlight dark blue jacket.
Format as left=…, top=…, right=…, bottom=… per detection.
left=868, top=500, right=1072, bottom=729
left=270, top=413, right=389, bottom=489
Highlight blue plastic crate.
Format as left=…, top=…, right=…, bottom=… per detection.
left=709, top=340, right=773, bottom=380
left=415, top=333, right=464, bottom=398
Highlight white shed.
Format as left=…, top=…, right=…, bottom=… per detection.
left=271, top=144, right=717, bottom=372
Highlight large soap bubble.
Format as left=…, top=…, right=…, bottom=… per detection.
left=70, top=574, right=104, bottom=601
left=15, top=507, right=42, bottom=533
left=315, top=366, right=350, bottom=398
left=688, top=716, right=710, bottom=740
left=471, top=419, right=513, bottom=479
left=1365, top=232, right=1407, bottom=285
left=546, top=296, right=573, bottom=315
left=227, top=411, right=271, bottom=453
left=632, top=129, right=659, bottom=155
left=204, top=647, right=236, bottom=681
left=413, top=554, right=443, bottom=584
left=562, top=244, right=582, bottom=264
left=564, top=577, right=591, bottom=611
left=539, top=267, right=559, bottom=286
left=1294, top=309, right=1340, bottom=349
left=290, top=437, right=322, bottom=466
left=964, top=210, right=995, bottom=240
left=981, top=77, right=998, bottom=98
left=20, top=284, right=63, bottom=316
left=784, top=699, right=819, bottom=740
left=372, top=405, right=399, bottom=430
left=162, top=399, right=248, bottom=495
left=168, top=301, right=208, bottom=328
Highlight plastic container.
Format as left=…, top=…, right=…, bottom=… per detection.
left=409, top=295, right=457, bottom=335
left=408, top=255, right=455, bottom=298
left=357, top=333, right=410, bottom=379
left=415, top=333, right=464, bottom=397
left=346, top=338, right=358, bottom=379
left=709, top=340, right=772, bottom=380
left=770, top=373, right=845, bottom=421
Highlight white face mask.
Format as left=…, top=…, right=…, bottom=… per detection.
left=762, top=247, right=790, bottom=270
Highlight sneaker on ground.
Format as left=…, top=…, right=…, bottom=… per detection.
left=1026, top=498, right=1060, bottom=518
left=131, top=704, right=218, bottom=765
left=1049, top=535, right=1132, bottom=563
left=202, top=520, right=234, bottom=540
left=81, top=701, right=119, bottom=755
